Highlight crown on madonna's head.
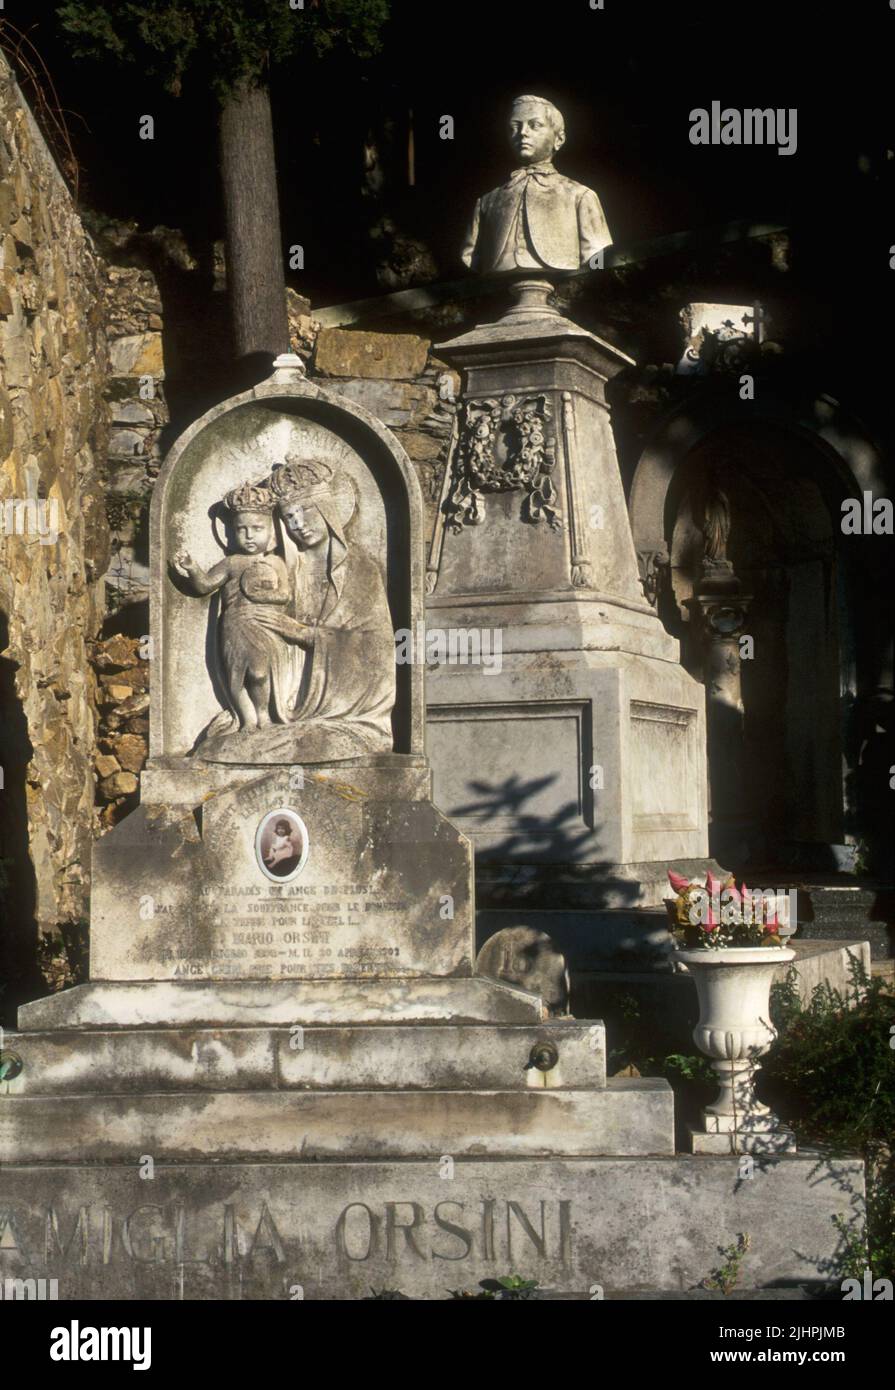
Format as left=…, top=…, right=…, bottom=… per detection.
left=270, top=456, right=336, bottom=504
left=223, top=479, right=275, bottom=514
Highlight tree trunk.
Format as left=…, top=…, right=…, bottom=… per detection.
left=219, top=80, right=290, bottom=363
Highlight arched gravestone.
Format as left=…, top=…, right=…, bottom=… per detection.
left=88, top=355, right=476, bottom=987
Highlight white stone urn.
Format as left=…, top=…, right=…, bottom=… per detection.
left=676, top=946, right=796, bottom=1153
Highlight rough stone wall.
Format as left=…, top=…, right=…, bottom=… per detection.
left=103, top=257, right=167, bottom=609
left=0, top=53, right=109, bottom=996
left=91, top=633, right=149, bottom=830
left=309, top=326, right=460, bottom=546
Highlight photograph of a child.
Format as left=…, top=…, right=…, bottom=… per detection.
left=255, top=809, right=307, bottom=881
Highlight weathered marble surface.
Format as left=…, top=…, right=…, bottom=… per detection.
left=90, top=763, right=475, bottom=982
left=476, top=926, right=570, bottom=1016
left=426, top=311, right=709, bottom=897
left=0, top=1156, right=864, bottom=1298
left=17, top=977, right=547, bottom=1030
left=1, top=1021, right=607, bottom=1094
left=86, top=356, right=480, bottom=986
left=0, top=1080, right=672, bottom=1162
left=153, top=358, right=423, bottom=763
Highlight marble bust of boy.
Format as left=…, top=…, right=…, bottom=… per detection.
left=461, top=94, right=611, bottom=275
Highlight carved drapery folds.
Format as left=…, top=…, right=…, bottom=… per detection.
left=444, top=392, right=560, bottom=532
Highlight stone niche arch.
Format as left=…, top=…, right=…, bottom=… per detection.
left=628, top=389, right=892, bottom=870
left=149, top=362, right=424, bottom=763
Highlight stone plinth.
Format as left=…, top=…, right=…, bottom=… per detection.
left=1, top=1081, right=673, bottom=1162
left=426, top=315, right=708, bottom=904
left=689, top=1120, right=797, bottom=1156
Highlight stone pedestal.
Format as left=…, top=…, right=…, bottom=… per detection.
left=426, top=314, right=709, bottom=908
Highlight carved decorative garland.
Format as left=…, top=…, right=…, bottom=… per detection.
left=444, top=393, right=561, bottom=532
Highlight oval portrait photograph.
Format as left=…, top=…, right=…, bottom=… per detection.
left=255, top=808, right=310, bottom=883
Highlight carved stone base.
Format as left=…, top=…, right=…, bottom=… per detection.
left=426, top=644, right=708, bottom=879
left=0, top=1156, right=861, bottom=1297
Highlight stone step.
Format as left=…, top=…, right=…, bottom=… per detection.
left=0, top=1079, right=673, bottom=1162
left=0, top=1021, right=606, bottom=1096
left=796, top=922, right=892, bottom=959
left=792, top=885, right=895, bottom=959
left=16, top=976, right=547, bottom=1031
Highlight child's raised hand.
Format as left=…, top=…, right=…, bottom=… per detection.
left=173, top=551, right=197, bottom=578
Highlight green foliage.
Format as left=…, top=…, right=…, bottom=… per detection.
left=766, top=960, right=894, bottom=1151
left=56, top=0, right=390, bottom=100
left=449, top=1274, right=542, bottom=1300
left=832, top=1213, right=870, bottom=1282
left=664, top=1052, right=715, bottom=1085
left=851, top=838, right=871, bottom=877
left=700, top=1234, right=751, bottom=1295
left=765, top=959, right=895, bottom=1280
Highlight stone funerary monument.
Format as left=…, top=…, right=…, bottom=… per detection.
left=0, top=95, right=862, bottom=1299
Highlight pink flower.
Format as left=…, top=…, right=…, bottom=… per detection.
left=705, top=870, right=724, bottom=898
left=668, top=869, right=690, bottom=893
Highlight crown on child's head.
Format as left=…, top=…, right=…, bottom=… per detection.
left=223, top=479, right=275, bottom=514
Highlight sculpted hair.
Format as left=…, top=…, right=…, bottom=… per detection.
left=511, top=95, right=565, bottom=143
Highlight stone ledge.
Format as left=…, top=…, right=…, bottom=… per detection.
left=16, top=977, right=547, bottom=1031
left=1, top=1021, right=607, bottom=1095
left=0, top=1079, right=673, bottom=1162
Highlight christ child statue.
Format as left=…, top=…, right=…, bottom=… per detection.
left=173, top=480, right=305, bottom=733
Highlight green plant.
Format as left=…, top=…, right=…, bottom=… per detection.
left=701, top=1233, right=751, bottom=1294
left=851, top=838, right=871, bottom=877
left=664, top=1052, right=715, bottom=1085
left=832, top=1213, right=870, bottom=1282
left=764, top=958, right=895, bottom=1280
left=449, top=1274, right=542, bottom=1300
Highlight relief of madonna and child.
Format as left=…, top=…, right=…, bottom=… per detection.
left=172, top=455, right=395, bottom=763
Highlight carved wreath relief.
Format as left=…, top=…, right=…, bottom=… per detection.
left=444, top=392, right=561, bottom=532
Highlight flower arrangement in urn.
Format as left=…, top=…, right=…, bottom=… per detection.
left=664, top=869, right=788, bottom=950
left=666, top=867, right=798, bottom=1153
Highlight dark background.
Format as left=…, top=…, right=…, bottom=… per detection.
left=13, top=0, right=895, bottom=308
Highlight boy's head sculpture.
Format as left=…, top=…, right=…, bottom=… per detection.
left=508, top=93, right=566, bottom=166
left=461, top=94, right=612, bottom=315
